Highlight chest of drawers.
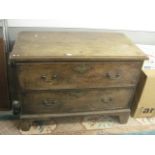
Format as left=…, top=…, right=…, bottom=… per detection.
left=10, top=31, right=147, bottom=131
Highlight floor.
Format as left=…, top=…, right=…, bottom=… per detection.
left=1, top=114, right=155, bottom=135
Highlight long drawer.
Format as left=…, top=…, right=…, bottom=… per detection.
left=17, top=62, right=142, bottom=90
left=21, top=88, right=134, bottom=114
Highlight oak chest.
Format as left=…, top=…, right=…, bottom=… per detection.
left=10, top=31, right=147, bottom=131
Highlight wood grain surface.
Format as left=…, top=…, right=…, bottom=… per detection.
left=10, top=32, right=147, bottom=129
left=10, top=31, right=147, bottom=61
left=21, top=88, right=134, bottom=114
left=17, top=61, right=142, bottom=90
left=0, top=38, right=10, bottom=110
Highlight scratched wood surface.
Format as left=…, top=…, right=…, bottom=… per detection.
left=10, top=31, right=147, bottom=61
left=10, top=32, right=147, bottom=130
left=21, top=88, right=134, bottom=114
left=17, top=61, right=142, bottom=90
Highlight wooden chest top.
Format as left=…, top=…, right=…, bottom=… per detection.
left=10, top=31, right=147, bottom=62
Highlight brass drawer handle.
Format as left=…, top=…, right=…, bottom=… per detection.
left=101, top=97, right=112, bottom=103
left=106, top=72, right=121, bottom=80
left=73, top=64, right=91, bottom=74
left=40, top=74, right=47, bottom=80
left=42, top=99, right=60, bottom=106
left=40, top=74, right=58, bottom=82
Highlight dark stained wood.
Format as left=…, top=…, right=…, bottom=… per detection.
left=21, top=88, right=134, bottom=114
left=19, top=109, right=131, bottom=131
left=10, top=32, right=147, bottom=131
left=17, top=61, right=142, bottom=90
left=19, top=119, right=32, bottom=131
left=21, top=109, right=131, bottom=119
left=0, top=38, right=10, bottom=110
left=10, top=32, right=148, bottom=62
left=119, top=112, right=130, bottom=124
left=20, top=108, right=130, bottom=119
left=131, top=71, right=147, bottom=116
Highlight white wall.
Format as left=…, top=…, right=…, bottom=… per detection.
left=6, top=0, right=155, bottom=31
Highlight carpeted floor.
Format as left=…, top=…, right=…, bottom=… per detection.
left=0, top=115, right=155, bottom=135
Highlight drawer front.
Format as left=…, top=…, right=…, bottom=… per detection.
left=21, top=88, right=134, bottom=114
left=17, top=62, right=142, bottom=90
